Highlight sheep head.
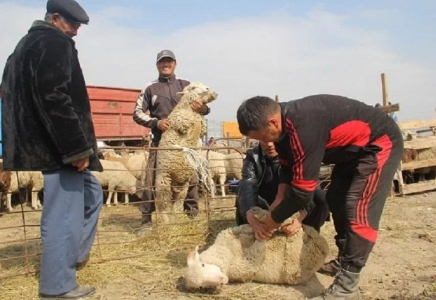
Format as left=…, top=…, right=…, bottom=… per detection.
left=402, top=149, right=418, bottom=163
left=177, top=82, right=218, bottom=105
left=184, top=246, right=229, bottom=290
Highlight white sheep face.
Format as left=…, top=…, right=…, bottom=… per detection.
left=185, top=246, right=228, bottom=290
left=177, top=82, right=218, bottom=104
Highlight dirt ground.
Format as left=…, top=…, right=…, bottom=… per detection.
left=1, top=191, right=436, bottom=300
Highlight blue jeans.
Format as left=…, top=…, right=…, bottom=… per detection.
left=39, top=168, right=103, bottom=295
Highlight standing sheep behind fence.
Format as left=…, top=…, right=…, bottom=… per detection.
left=154, top=82, right=217, bottom=223
left=224, top=152, right=245, bottom=181
left=201, top=150, right=226, bottom=197
left=201, top=151, right=245, bottom=197
left=91, top=160, right=138, bottom=207
left=402, top=147, right=436, bottom=182
left=0, top=161, right=43, bottom=211
left=103, top=150, right=149, bottom=183
left=184, top=207, right=329, bottom=290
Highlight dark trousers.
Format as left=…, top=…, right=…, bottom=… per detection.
left=236, top=188, right=329, bottom=232
left=326, top=130, right=403, bottom=271
left=138, top=143, right=199, bottom=216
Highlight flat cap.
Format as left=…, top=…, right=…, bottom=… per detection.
left=47, top=0, right=89, bottom=25
left=156, top=50, right=176, bottom=63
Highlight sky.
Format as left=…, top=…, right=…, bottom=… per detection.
left=1, top=0, right=436, bottom=122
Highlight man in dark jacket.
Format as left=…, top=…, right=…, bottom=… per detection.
left=1, top=0, right=102, bottom=298
left=235, top=141, right=329, bottom=240
left=133, top=49, right=210, bottom=236
left=237, top=95, right=403, bottom=300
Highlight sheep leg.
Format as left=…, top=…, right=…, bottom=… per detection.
left=6, top=193, right=13, bottom=212
left=0, top=192, right=11, bottom=212
left=106, top=191, right=114, bottom=207
left=155, top=172, right=172, bottom=224
left=219, top=174, right=226, bottom=197
left=31, top=191, right=41, bottom=209
left=208, top=177, right=216, bottom=198
left=113, top=191, right=119, bottom=206
left=124, top=193, right=129, bottom=204
left=172, top=118, right=191, bottom=135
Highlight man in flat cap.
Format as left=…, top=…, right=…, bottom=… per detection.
left=133, top=50, right=211, bottom=236
left=1, top=0, right=102, bottom=298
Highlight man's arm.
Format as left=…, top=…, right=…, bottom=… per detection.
left=33, top=38, right=92, bottom=164
left=133, top=85, right=159, bottom=129
left=270, top=118, right=329, bottom=224
left=201, top=105, right=211, bottom=115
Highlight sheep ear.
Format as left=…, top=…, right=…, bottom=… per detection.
left=176, top=92, right=184, bottom=99
left=187, top=246, right=200, bottom=267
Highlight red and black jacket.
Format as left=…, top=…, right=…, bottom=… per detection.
left=271, top=94, right=401, bottom=223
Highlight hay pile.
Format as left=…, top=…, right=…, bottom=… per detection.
left=0, top=197, right=251, bottom=300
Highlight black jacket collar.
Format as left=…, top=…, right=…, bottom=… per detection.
left=158, top=74, right=176, bottom=83
left=29, top=20, right=74, bottom=42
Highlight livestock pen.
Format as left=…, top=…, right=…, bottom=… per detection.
left=1, top=143, right=436, bottom=300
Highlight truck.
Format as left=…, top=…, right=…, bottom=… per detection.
left=87, top=85, right=149, bottom=146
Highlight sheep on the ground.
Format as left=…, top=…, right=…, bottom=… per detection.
left=0, top=162, right=43, bottom=211
left=91, top=160, right=138, bottom=206
left=184, top=207, right=329, bottom=290
left=154, top=82, right=217, bottom=223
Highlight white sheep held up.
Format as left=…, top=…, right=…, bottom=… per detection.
left=184, top=207, right=329, bottom=290
left=154, top=82, right=217, bottom=222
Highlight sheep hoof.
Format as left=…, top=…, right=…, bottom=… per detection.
left=106, top=204, right=112, bottom=207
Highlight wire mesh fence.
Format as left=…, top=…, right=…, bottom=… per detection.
left=0, top=145, right=331, bottom=281
left=0, top=145, right=248, bottom=280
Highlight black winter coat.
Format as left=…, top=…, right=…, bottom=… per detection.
left=236, top=145, right=280, bottom=217
left=235, top=145, right=318, bottom=224
left=1, top=21, right=102, bottom=172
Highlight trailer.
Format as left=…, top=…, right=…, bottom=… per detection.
left=87, top=85, right=149, bottom=146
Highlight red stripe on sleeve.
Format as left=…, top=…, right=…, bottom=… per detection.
left=292, top=179, right=318, bottom=192
left=285, top=119, right=305, bottom=180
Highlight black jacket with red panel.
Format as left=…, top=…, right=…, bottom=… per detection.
left=271, top=94, right=402, bottom=223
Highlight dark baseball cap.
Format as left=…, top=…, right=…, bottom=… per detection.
left=156, top=50, right=176, bottom=63
left=46, top=0, right=89, bottom=25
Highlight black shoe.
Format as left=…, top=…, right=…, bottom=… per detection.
left=141, top=214, right=152, bottom=224
left=40, top=286, right=95, bottom=299
left=137, top=215, right=153, bottom=237
left=317, top=258, right=341, bottom=277
left=185, top=208, right=198, bottom=218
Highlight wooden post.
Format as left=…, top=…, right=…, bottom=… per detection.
left=381, top=73, right=389, bottom=107
left=226, top=132, right=231, bottom=154
left=381, top=73, right=397, bottom=197
left=275, top=95, right=279, bottom=103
